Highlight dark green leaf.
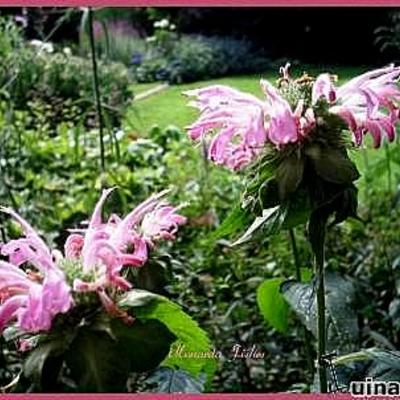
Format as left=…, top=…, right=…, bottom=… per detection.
left=24, top=333, right=71, bottom=390
left=281, top=271, right=359, bottom=353
left=306, top=145, right=360, bottom=185
left=230, top=205, right=281, bottom=246
left=111, top=318, right=176, bottom=373
left=145, top=367, right=205, bottom=393
left=209, top=205, right=253, bottom=240
left=119, top=291, right=216, bottom=384
left=257, top=278, right=290, bottom=333
left=65, top=327, right=130, bottom=392
left=276, top=152, right=305, bottom=199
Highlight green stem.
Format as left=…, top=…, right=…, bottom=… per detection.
left=384, top=142, right=392, bottom=195
left=315, top=229, right=327, bottom=392
left=289, top=229, right=315, bottom=381
left=309, top=213, right=328, bottom=393
left=88, top=7, right=106, bottom=173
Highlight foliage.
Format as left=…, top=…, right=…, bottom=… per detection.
left=134, top=34, right=270, bottom=84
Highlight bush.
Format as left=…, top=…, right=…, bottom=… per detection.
left=134, top=34, right=270, bottom=84
left=0, top=17, right=133, bottom=126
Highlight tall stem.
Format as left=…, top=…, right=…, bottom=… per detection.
left=88, top=7, right=106, bottom=173
left=316, top=241, right=327, bottom=393
left=309, top=214, right=328, bottom=393
left=289, top=229, right=315, bottom=380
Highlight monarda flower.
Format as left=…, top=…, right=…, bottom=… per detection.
left=0, top=189, right=186, bottom=332
left=184, top=70, right=315, bottom=170
left=314, top=65, right=400, bottom=148
left=65, top=188, right=186, bottom=314
left=0, top=208, right=73, bottom=333
left=185, top=65, right=400, bottom=173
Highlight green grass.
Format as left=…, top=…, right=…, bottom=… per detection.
left=123, top=65, right=367, bottom=134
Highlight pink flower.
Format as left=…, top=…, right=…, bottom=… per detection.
left=184, top=71, right=317, bottom=166
left=0, top=208, right=73, bottom=333
left=184, top=85, right=267, bottom=170
left=312, top=73, right=337, bottom=104
left=315, top=66, right=400, bottom=147
left=261, top=80, right=314, bottom=146
left=66, top=189, right=186, bottom=305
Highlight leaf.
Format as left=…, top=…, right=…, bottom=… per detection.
left=210, top=205, right=253, bottom=240
left=257, top=278, right=290, bottom=333
left=24, top=333, right=71, bottom=390
left=333, top=348, right=400, bottom=383
left=65, top=327, right=131, bottom=392
left=111, top=318, right=176, bottom=373
left=230, top=205, right=281, bottom=246
left=281, top=271, right=359, bottom=353
left=118, top=288, right=160, bottom=308
left=306, top=145, right=360, bottom=185
left=389, top=298, right=400, bottom=329
left=276, top=152, right=305, bottom=199
left=119, top=291, right=216, bottom=384
left=282, top=189, right=312, bottom=229
left=145, top=367, right=205, bottom=393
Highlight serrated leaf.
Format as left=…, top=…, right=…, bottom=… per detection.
left=230, top=205, right=281, bottom=246
left=257, top=278, right=289, bottom=333
left=119, top=291, right=216, bottom=384
left=281, top=271, right=359, bottom=353
left=145, top=367, right=205, bottom=393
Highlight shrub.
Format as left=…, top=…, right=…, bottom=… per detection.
left=0, top=17, right=133, bottom=126
left=134, top=34, right=270, bottom=84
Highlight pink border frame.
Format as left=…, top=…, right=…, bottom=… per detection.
left=1, top=0, right=400, bottom=6
left=0, top=1, right=397, bottom=398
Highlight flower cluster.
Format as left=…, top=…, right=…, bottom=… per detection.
left=185, top=64, right=400, bottom=170
left=0, top=189, right=186, bottom=333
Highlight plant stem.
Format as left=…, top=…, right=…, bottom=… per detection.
left=315, top=228, right=327, bottom=393
left=309, top=212, right=328, bottom=393
left=88, top=7, right=106, bottom=173
left=288, top=229, right=315, bottom=380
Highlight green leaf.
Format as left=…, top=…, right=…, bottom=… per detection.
left=118, top=288, right=160, bottom=308
left=276, top=152, right=305, bottom=199
left=24, top=333, right=71, bottom=390
left=282, top=189, right=312, bottom=230
left=257, top=278, right=290, bottom=333
left=306, top=145, right=360, bottom=185
left=65, top=327, right=131, bottom=392
left=281, top=271, right=359, bottom=353
left=333, top=348, right=400, bottom=383
left=210, top=205, right=253, bottom=240
left=145, top=366, right=205, bottom=393
left=119, top=290, right=216, bottom=384
left=111, top=318, right=176, bottom=373
left=230, top=205, right=282, bottom=246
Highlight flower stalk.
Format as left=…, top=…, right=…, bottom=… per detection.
left=288, top=229, right=315, bottom=380
left=309, top=214, right=328, bottom=393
